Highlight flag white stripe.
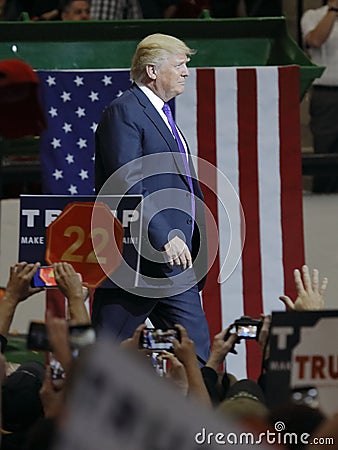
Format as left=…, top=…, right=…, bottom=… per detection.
left=256, top=67, right=285, bottom=315
left=176, top=69, right=198, bottom=164
left=216, top=68, right=247, bottom=378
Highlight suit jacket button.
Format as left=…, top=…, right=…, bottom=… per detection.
left=187, top=218, right=192, bottom=225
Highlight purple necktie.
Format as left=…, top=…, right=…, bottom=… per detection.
left=162, top=103, right=195, bottom=231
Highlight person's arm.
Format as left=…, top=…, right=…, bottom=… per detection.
left=0, top=262, right=42, bottom=346
left=257, top=314, right=272, bottom=362
left=279, top=265, right=328, bottom=311
left=159, top=351, right=189, bottom=396
left=303, top=3, right=338, bottom=48
left=205, top=328, right=238, bottom=372
left=173, top=324, right=212, bottom=407
left=52, top=262, right=90, bottom=324
left=45, top=310, right=73, bottom=374
left=201, top=328, right=238, bottom=405
left=30, top=8, right=59, bottom=20
left=39, top=365, right=66, bottom=419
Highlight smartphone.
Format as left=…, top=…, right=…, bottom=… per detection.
left=27, top=321, right=95, bottom=352
left=31, top=266, right=57, bottom=288
left=139, top=328, right=180, bottom=352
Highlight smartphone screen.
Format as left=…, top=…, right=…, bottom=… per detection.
left=236, top=324, right=258, bottom=339
left=31, top=266, right=57, bottom=288
left=139, top=328, right=180, bottom=351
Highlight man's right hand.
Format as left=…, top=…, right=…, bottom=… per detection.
left=164, top=236, right=192, bottom=270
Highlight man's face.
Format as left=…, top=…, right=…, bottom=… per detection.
left=154, top=53, right=189, bottom=102
left=62, top=1, right=91, bottom=20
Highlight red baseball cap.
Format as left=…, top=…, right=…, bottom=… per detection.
left=0, top=58, right=46, bottom=139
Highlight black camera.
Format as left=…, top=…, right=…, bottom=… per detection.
left=139, top=328, right=181, bottom=352
left=224, top=316, right=263, bottom=354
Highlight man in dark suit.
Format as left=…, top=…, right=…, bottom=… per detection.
left=92, top=33, right=210, bottom=364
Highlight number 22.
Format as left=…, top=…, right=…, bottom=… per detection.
left=61, top=225, right=108, bottom=264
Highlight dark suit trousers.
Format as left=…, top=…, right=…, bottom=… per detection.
left=92, top=284, right=210, bottom=365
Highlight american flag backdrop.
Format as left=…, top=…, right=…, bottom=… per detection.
left=38, top=66, right=305, bottom=379
left=38, top=70, right=131, bottom=195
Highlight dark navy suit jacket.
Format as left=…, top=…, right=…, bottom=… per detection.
left=95, top=84, right=207, bottom=291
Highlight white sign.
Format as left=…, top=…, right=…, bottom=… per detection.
left=53, top=339, right=268, bottom=450
left=291, top=317, right=338, bottom=416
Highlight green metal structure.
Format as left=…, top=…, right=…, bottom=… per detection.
left=0, top=17, right=323, bottom=95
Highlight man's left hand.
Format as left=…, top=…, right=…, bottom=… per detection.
left=164, top=236, right=192, bottom=270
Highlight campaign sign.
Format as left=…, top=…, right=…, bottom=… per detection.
left=290, top=317, right=338, bottom=416
left=265, top=310, right=338, bottom=416
left=45, top=202, right=124, bottom=288
left=19, top=195, right=143, bottom=288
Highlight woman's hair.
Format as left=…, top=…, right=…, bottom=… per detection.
left=130, top=33, right=196, bottom=83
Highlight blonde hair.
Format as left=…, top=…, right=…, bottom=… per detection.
left=130, top=33, right=196, bottom=83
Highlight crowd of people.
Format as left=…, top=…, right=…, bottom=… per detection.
left=0, top=0, right=282, bottom=21
left=0, top=262, right=336, bottom=449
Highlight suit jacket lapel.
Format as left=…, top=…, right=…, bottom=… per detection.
left=131, top=85, right=192, bottom=189
left=131, top=85, right=176, bottom=152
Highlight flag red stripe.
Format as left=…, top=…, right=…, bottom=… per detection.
left=237, top=69, right=263, bottom=379
left=196, top=69, right=222, bottom=339
left=279, top=66, right=305, bottom=298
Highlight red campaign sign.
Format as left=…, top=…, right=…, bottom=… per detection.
left=45, top=202, right=123, bottom=288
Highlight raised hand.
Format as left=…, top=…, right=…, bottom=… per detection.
left=279, top=265, right=328, bottom=311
